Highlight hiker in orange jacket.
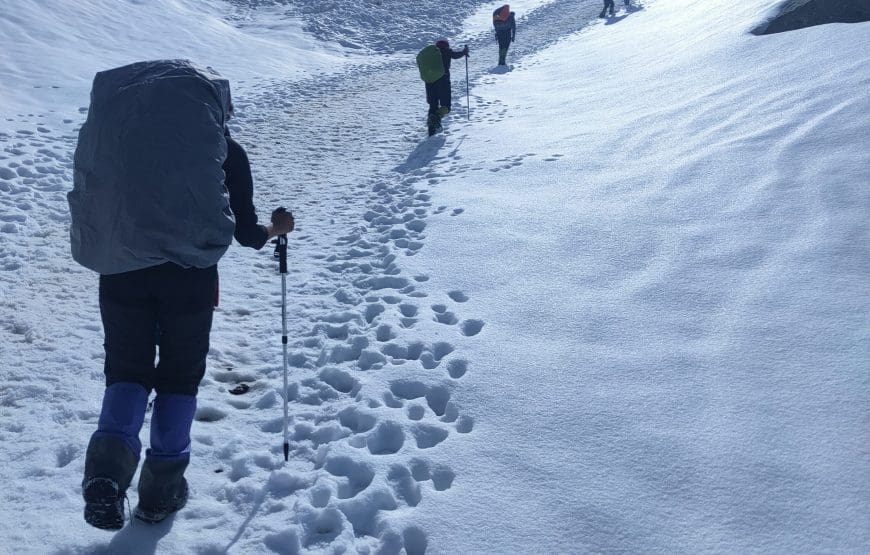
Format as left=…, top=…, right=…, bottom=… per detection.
left=493, top=6, right=517, bottom=66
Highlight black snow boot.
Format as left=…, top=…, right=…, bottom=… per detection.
left=427, top=112, right=442, bottom=136
left=82, top=434, right=139, bottom=530
left=134, top=454, right=190, bottom=524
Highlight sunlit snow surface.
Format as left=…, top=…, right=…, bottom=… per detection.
left=0, top=0, right=868, bottom=553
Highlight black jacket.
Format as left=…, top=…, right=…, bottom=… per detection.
left=223, top=137, right=269, bottom=250
left=496, top=14, right=517, bottom=41
left=437, top=45, right=467, bottom=78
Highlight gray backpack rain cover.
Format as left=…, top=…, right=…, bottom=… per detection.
left=69, top=59, right=235, bottom=275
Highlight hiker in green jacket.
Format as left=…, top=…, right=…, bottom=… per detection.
left=425, top=39, right=469, bottom=133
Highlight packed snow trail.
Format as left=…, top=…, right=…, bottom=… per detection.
left=0, top=1, right=612, bottom=553
left=189, top=3, right=612, bottom=553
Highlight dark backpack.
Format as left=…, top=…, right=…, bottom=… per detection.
left=69, top=59, right=235, bottom=275
left=416, top=45, right=445, bottom=84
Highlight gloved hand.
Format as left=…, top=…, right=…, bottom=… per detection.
left=271, top=207, right=295, bottom=235
left=463, top=46, right=470, bottom=57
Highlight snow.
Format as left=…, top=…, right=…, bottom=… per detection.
left=1, top=0, right=868, bottom=553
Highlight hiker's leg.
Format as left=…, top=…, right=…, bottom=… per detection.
left=84, top=382, right=148, bottom=491
left=439, top=77, right=453, bottom=114
left=425, top=82, right=438, bottom=116
left=137, top=392, right=196, bottom=512
left=136, top=264, right=215, bottom=511
left=83, top=269, right=157, bottom=528
left=100, top=269, right=159, bottom=392
left=85, top=268, right=159, bottom=488
left=152, top=264, right=216, bottom=396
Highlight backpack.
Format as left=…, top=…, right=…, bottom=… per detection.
left=416, top=45, right=445, bottom=84
left=68, top=59, right=236, bottom=275
left=493, top=4, right=511, bottom=31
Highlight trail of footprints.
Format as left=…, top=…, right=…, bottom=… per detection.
left=1, top=67, right=485, bottom=555
left=201, top=278, right=479, bottom=549
left=4, top=4, right=589, bottom=550
left=191, top=116, right=483, bottom=551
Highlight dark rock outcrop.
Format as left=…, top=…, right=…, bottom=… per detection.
left=753, top=0, right=870, bottom=35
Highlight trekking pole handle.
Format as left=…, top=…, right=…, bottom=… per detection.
left=272, top=234, right=288, bottom=274
left=272, top=207, right=289, bottom=274
left=276, top=235, right=288, bottom=274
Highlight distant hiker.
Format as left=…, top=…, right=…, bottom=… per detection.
left=600, top=0, right=616, bottom=17
left=68, top=59, right=295, bottom=531
left=493, top=5, right=517, bottom=66
left=416, top=39, right=469, bottom=136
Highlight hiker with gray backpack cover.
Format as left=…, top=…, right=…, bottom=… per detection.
left=69, top=59, right=295, bottom=530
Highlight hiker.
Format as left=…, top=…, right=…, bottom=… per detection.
left=69, top=60, right=295, bottom=531
left=425, top=39, right=469, bottom=133
left=493, top=5, right=517, bottom=66
left=600, top=0, right=616, bottom=18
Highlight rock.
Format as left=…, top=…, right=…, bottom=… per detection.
left=753, top=0, right=870, bottom=35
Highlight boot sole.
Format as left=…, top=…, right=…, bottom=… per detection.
left=133, top=497, right=187, bottom=524
left=83, top=478, right=124, bottom=530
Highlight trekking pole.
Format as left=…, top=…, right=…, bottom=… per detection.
left=272, top=212, right=290, bottom=462
left=465, top=45, right=470, bottom=120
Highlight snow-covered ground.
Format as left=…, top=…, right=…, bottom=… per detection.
left=1, top=0, right=868, bottom=553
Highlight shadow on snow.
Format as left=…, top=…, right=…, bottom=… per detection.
left=394, top=135, right=447, bottom=174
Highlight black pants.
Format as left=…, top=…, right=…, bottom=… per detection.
left=99, top=263, right=217, bottom=395
left=601, top=0, right=615, bottom=16
left=496, top=31, right=513, bottom=65
left=425, top=75, right=452, bottom=116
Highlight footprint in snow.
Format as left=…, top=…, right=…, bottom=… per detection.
left=388, top=458, right=455, bottom=501
left=322, top=456, right=375, bottom=499
left=446, top=359, right=468, bottom=379
left=195, top=405, right=228, bottom=422
left=447, top=290, right=469, bottom=302
left=460, top=319, right=485, bottom=337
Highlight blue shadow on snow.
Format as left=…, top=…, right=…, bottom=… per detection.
left=58, top=514, right=175, bottom=554
left=605, top=4, right=644, bottom=24
left=394, top=134, right=446, bottom=174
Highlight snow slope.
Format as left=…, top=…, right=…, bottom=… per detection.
left=402, top=1, right=870, bottom=552
left=1, top=0, right=868, bottom=553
